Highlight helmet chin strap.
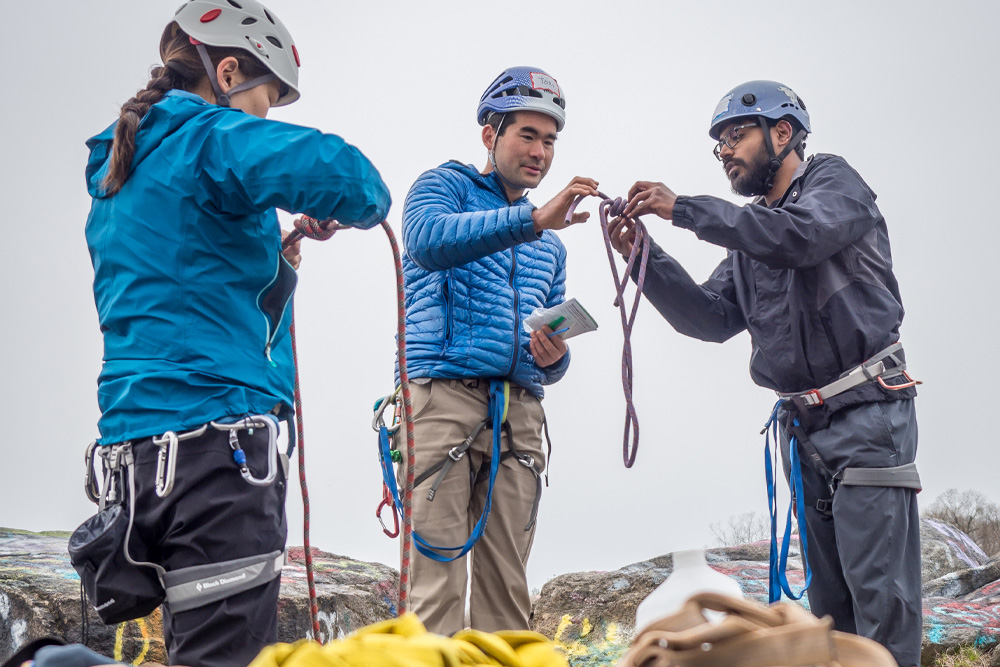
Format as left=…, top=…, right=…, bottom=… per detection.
left=194, top=42, right=277, bottom=108
left=487, top=113, right=535, bottom=200
left=758, top=115, right=809, bottom=193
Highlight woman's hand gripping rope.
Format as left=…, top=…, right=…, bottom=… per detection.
left=282, top=216, right=419, bottom=630
left=564, top=193, right=650, bottom=468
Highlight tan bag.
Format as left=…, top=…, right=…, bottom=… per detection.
left=617, top=593, right=896, bottom=667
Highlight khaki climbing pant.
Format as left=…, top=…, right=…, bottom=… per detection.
left=396, top=378, right=546, bottom=635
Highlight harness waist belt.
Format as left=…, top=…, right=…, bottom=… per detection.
left=778, top=342, right=908, bottom=407
left=163, top=550, right=285, bottom=613
left=837, top=462, right=922, bottom=490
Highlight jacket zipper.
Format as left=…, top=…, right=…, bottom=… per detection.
left=443, top=275, right=453, bottom=345
left=506, top=248, right=519, bottom=378
left=257, top=257, right=293, bottom=367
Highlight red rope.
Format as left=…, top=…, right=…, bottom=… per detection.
left=284, top=215, right=343, bottom=642
left=283, top=215, right=416, bottom=636
left=380, top=220, right=416, bottom=615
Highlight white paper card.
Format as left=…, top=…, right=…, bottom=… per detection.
left=524, top=297, right=598, bottom=340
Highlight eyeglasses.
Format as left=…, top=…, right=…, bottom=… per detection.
left=713, top=122, right=758, bottom=161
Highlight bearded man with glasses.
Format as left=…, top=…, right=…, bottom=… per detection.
left=609, top=81, right=922, bottom=667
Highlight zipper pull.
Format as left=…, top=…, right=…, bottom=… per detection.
left=265, top=344, right=277, bottom=367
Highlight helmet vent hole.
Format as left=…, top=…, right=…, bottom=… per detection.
left=227, top=0, right=242, bottom=7
left=263, top=7, right=276, bottom=23
left=266, top=35, right=283, bottom=48
left=242, top=17, right=257, bottom=24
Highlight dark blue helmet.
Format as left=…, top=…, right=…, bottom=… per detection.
left=477, top=66, right=566, bottom=131
left=709, top=80, right=811, bottom=140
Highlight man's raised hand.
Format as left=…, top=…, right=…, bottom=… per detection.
left=532, top=176, right=600, bottom=233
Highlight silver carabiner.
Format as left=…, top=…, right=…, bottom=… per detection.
left=212, top=416, right=279, bottom=487
left=372, top=389, right=401, bottom=434
left=153, top=431, right=179, bottom=498
left=84, top=441, right=100, bottom=504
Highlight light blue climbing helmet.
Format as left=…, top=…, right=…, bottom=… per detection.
left=477, top=66, right=566, bottom=131
left=709, top=80, right=811, bottom=140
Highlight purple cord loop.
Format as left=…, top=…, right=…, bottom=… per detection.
left=566, top=192, right=649, bottom=468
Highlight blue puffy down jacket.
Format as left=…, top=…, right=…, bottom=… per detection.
left=399, top=161, right=570, bottom=397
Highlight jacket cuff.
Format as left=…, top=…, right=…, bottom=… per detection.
left=541, top=348, right=571, bottom=384
left=672, top=196, right=695, bottom=230
left=516, top=205, right=541, bottom=242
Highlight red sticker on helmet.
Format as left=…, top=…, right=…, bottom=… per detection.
left=292, top=44, right=301, bottom=67
left=200, top=8, right=222, bottom=22
left=530, top=72, right=560, bottom=97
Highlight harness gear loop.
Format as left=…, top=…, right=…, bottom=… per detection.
left=565, top=192, right=649, bottom=468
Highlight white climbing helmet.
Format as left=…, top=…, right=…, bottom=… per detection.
left=173, top=0, right=301, bottom=106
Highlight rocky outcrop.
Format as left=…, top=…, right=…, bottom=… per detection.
left=4, top=521, right=999, bottom=666
left=922, top=518, right=991, bottom=582
left=532, top=521, right=1000, bottom=667
left=0, top=528, right=397, bottom=664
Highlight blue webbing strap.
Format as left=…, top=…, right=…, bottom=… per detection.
left=763, top=400, right=813, bottom=603
left=377, top=379, right=507, bottom=562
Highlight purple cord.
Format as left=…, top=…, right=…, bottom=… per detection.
left=565, top=193, right=649, bottom=468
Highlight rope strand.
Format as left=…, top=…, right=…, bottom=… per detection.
left=283, top=215, right=416, bottom=634
left=566, top=193, right=650, bottom=467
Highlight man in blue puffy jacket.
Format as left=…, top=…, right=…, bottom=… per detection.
left=609, top=81, right=921, bottom=666
left=398, top=66, right=598, bottom=634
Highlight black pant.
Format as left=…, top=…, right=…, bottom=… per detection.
left=128, top=426, right=287, bottom=667
left=780, top=399, right=921, bottom=667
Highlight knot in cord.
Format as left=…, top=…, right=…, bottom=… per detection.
left=566, top=192, right=650, bottom=468
left=289, top=215, right=344, bottom=244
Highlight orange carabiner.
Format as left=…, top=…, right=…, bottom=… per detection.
left=878, top=370, right=922, bottom=391
left=377, top=483, right=400, bottom=538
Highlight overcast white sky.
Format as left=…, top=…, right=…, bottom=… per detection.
left=2, top=1, right=998, bottom=590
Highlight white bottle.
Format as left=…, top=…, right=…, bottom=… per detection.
left=634, top=548, right=744, bottom=632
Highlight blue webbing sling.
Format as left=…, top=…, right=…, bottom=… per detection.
left=377, top=379, right=508, bottom=562
left=763, top=400, right=813, bottom=603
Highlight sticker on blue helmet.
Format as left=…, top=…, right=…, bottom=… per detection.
left=530, top=72, right=561, bottom=97
left=712, top=94, right=733, bottom=122
left=778, top=86, right=800, bottom=106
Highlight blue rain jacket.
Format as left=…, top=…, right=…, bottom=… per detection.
left=640, top=153, right=913, bottom=397
left=400, top=161, right=570, bottom=397
left=86, top=90, right=390, bottom=444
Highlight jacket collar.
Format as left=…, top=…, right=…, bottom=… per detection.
left=441, top=160, right=531, bottom=206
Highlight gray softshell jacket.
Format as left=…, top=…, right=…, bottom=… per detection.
left=641, top=153, right=910, bottom=396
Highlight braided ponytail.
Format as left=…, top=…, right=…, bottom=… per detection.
left=102, top=64, right=183, bottom=195
left=102, top=22, right=269, bottom=196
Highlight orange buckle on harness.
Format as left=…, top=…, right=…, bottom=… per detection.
left=801, top=389, right=824, bottom=407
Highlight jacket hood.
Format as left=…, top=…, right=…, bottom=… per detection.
left=86, top=90, right=222, bottom=199
left=440, top=160, right=531, bottom=206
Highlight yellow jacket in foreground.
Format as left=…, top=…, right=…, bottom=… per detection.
left=250, top=614, right=569, bottom=667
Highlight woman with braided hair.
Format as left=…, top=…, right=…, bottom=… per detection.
left=81, top=2, right=390, bottom=665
